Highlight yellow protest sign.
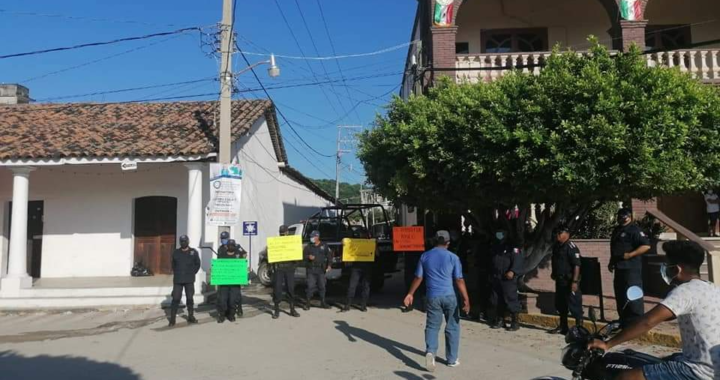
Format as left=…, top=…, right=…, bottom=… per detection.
left=267, top=235, right=303, bottom=263
left=342, top=238, right=376, bottom=262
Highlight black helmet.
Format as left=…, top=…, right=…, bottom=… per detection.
left=220, top=231, right=230, bottom=240
left=617, top=208, right=632, bottom=219
left=227, top=239, right=236, bottom=247
left=179, top=235, right=190, bottom=243
left=279, top=225, right=289, bottom=234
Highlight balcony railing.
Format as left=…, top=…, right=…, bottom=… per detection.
left=456, top=49, right=720, bottom=83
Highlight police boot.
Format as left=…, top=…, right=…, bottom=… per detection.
left=490, top=317, right=503, bottom=329
left=187, top=307, right=198, bottom=324
left=236, top=304, right=244, bottom=318
left=341, top=299, right=351, bottom=312
left=508, top=313, right=520, bottom=332
left=217, top=314, right=225, bottom=323
left=320, top=298, right=330, bottom=309
left=303, top=298, right=311, bottom=311
left=168, top=305, right=178, bottom=327
left=359, top=301, right=368, bottom=313
left=227, top=310, right=236, bottom=322
left=272, top=303, right=280, bottom=320
left=289, top=301, right=301, bottom=317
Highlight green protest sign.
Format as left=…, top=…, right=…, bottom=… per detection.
left=210, top=259, right=248, bottom=286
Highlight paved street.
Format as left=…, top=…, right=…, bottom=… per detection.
left=0, top=275, right=673, bottom=380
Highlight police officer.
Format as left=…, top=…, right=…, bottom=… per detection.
left=489, top=227, right=523, bottom=331
left=342, top=261, right=372, bottom=312
left=169, top=235, right=201, bottom=327
left=549, top=225, right=583, bottom=335
left=219, top=231, right=230, bottom=249
left=609, top=208, right=651, bottom=328
left=272, top=225, right=301, bottom=319
left=216, top=239, right=245, bottom=323
left=304, top=230, right=332, bottom=310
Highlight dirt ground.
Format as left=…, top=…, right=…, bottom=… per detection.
left=0, top=274, right=676, bottom=380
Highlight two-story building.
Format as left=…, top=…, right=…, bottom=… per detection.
left=400, top=0, right=720, bottom=235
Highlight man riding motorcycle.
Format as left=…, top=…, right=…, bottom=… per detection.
left=588, top=240, right=720, bottom=380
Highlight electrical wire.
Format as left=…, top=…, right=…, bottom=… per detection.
left=242, top=40, right=421, bottom=61
left=272, top=0, right=343, bottom=120
left=0, top=27, right=202, bottom=60
left=236, top=40, right=335, bottom=158
left=315, top=0, right=363, bottom=124
left=37, top=78, right=217, bottom=101
left=0, top=8, right=185, bottom=28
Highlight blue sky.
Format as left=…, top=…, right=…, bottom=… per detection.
left=0, top=0, right=417, bottom=183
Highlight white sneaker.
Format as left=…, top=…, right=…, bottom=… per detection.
left=425, top=353, right=436, bottom=372
left=448, top=359, right=460, bottom=368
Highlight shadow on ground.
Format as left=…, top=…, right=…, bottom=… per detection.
left=334, top=320, right=426, bottom=372
left=0, top=351, right=141, bottom=380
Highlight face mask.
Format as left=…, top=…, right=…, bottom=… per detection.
left=495, top=232, right=505, bottom=241
left=660, top=263, right=680, bottom=286
left=221, top=239, right=229, bottom=246
left=311, top=237, right=318, bottom=244
left=180, top=241, right=189, bottom=249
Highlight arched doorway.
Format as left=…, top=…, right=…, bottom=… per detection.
left=133, top=196, right=177, bottom=275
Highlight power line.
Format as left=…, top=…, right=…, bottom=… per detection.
left=0, top=8, right=185, bottom=28
left=37, top=78, right=217, bottom=101
left=292, top=0, right=353, bottom=122
left=242, top=40, right=421, bottom=61
left=19, top=35, right=188, bottom=83
left=315, top=0, right=363, bottom=124
left=236, top=40, right=336, bottom=158
left=0, top=26, right=203, bottom=60
left=272, top=0, right=343, bottom=120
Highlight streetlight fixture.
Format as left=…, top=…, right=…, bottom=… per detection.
left=268, top=54, right=280, bottom=78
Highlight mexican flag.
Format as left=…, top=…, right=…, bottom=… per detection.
left=434, top=0, right=454, bottom=26
left=620, top=0, right=643, bottom=21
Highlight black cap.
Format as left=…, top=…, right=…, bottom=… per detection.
left=227, top=239, right=236, bottom=246
left=556, top=224, right=571, bottom=234
left=220, top=231, right=230, bottom=239
left=617, top=208, right=632, bottom=218
left=279, top=225, right=289, bottom=234
left=179, top=235, right=189, bottom=242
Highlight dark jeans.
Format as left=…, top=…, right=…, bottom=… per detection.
left=425, top=295, right=460, bottom=363
left=555, top=281, right=583, bottom=326
left=614, top=269, right=644, bottom=327
left=347, top=266, right=371, bottom=304
left=171, top=283, right=194, bottom=308
left=306, top=269, right=327, bottom=300
left=217, top=285, right=241, bottom=316
left=273, top=267, right=296, bottom=304
left=490, top=277, right=521, bottom=316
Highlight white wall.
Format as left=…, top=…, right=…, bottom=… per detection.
left=223, top=117, right=331, bottom=271
left=0, top=164, right=189, bottom=278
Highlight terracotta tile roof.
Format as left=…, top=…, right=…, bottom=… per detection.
left=0, top=100, right=279, bottom=161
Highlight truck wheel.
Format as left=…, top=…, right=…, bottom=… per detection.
left=370, top=272, right=385, bottom=292
left=258, top=261, right=273, bottom=287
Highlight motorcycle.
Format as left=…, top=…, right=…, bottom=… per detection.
left=535, top=286, right=678, bottom=380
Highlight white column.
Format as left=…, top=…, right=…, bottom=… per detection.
left=185, top=163, right=205, bottom=293
left=1, top=167, right=35, bottom=296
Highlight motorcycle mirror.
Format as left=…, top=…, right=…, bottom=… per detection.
left=626, top=286, right=644, bottom=301
left=588, top=307, right=597, bottom=323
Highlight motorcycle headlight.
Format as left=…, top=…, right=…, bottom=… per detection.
left=561, top=343, right=585, bottom=370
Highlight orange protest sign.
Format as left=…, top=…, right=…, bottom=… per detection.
left=393, top=226, right=425, bottom=252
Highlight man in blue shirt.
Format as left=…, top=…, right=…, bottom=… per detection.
left=404, top=230, right=471, bottom=373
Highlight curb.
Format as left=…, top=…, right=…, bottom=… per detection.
left=518, top=313, right=682, bottom=349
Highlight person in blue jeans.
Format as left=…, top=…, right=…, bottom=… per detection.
left=404, top=230, right=471, bottom=373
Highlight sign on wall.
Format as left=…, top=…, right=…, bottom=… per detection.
left=267, top=235, right=303, bottom=263
left=206, top=163, right=243, bottom=226
left=393, top=226, right=425, bottom=252
left=342, top=238, right=376, bottom=262
left=210, top=258, right=249, bottom=285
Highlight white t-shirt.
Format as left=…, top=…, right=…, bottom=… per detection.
left=705, top=193, right=719, bottom=213
left=661, top=279, right=720, bottom=380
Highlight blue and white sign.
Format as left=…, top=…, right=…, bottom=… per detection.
left=243, top=221, right=258, bottom=236
left=206, top=163, right=243, bottom=226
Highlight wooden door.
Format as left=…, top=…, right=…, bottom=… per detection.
left=133, top=197, right=177, bottom=275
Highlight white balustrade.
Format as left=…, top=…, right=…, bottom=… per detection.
left=457, top=49, right=720, bottom=84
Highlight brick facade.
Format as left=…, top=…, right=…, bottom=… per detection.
left=430, top=26, right=458, bottom=80
left=632, top=198, right=658, bottom=217
left=617, top=20, right=649, bottom=51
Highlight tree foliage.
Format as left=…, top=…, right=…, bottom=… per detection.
left=359, top=41, right=720, bottom=272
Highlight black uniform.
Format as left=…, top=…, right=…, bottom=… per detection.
left=489, top=242, right=523, bottom=316
left=171, top=247, right=201, bottom=313
left=216, top=246, right=245, bottom=319
left=551, top=240, right=584, bottom=329
left=273, top=260, right=298, bottom=304
left=345, top=262, right=373, bottom=309
left=304, top=242, right=332, bottom=303
left=610, top=223, right=650, bottom=327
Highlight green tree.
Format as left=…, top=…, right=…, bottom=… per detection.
left=359, top=41, right=720, bottom=273
left=311, top=179, right=362, bottom=203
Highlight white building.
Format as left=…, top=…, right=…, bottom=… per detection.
left=0, top=86, right=332, bottom=308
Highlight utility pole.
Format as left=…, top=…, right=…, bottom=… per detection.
left=219, top=0, right=234, bottom=164
left=334, top=125, right=362, bottom=204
